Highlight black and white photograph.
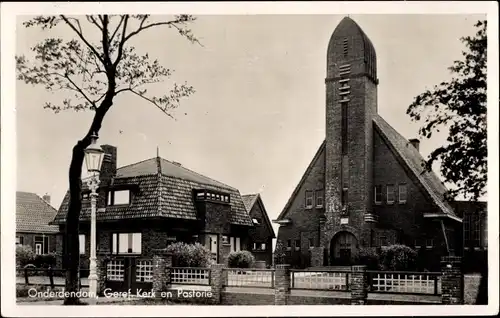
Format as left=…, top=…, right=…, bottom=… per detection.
left=1, top=1, right=498, bottom=317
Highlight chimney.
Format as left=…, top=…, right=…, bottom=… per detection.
left=100, top=145, right=117, bottom=185
left=409, top=138, right=420, bottom=152
left=42, top=193, right=51, bottom=204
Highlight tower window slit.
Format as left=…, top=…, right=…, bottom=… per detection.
left=341, top=102, right=348, bottom=154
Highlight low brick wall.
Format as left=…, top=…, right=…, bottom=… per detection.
left=222, top=288, right=274, bottom=305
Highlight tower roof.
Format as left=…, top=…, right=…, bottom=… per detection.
left=327, top=16, right=377, bottom=81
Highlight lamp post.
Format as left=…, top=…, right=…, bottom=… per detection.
left=84, top=133, right=105, bottom=296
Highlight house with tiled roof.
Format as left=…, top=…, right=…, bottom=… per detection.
left=241, top=194, right=276, bottom=266
left=273, top=17, right=471, bottom=269
left=52, top=146, right=275, bottom=286
left=16, top=191, right=61, bottom=256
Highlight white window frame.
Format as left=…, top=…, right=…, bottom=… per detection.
left=398, top=184, right=407, bottom=204
left=305, top=191, right=314, bottom=209
left=79, top=234, right=86, bottom=255
left=374, top=185, right=382, bottom=204
left=112, top=232, right=142, bottom=254
left=425, top=238, right=434, bottom=249
left=34, top=235, right=49, bottom=255
left=386, top=185, right=395, bottom=204
left=114, top=190, right=130, bottom=205
left=315, top=190, right=324, bottom=208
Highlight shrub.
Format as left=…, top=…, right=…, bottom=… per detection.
left=356, top=247, right=380, bottom=270
left=273, top=240, right=286, bottom=265
left=33, top=253, right=57, bottom=268
left=16, top=245, right=35, bottom=267
left=379, top=244, right=417, bottom=271
left=165, top=242, right=211, bottom=267
left=228, top=250, right=255, bottom=268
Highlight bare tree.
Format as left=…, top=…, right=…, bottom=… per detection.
left=16, top=14, right=200, bottom=305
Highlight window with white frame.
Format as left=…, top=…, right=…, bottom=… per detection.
left=398, top=184, right=407, bottom=204
left=136, top=260, right=153, bottom=282
left=34, top=235, right=49, bottom=255
left=374, top=185, right=382, bottom=204
left=230, top=237, right=241, bottom=252
left=107, top=190, right=131, bottom=206
left=79, top=234, right=86, bottom=255
left=425, top=238, right=434, bottom=248
left=253, top=242, right=266, bottom=251
left=107, top=260, right=125, bottom=281
left=386, top=185, right=395, bottom=204
left=112, top=232, right=142, bottom=254
left=315, top=189, right=324, bottom=208
left=305, top=191, right=313, bottom=209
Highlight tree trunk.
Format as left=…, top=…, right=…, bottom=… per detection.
left=63, top=143, right=87, bottom=305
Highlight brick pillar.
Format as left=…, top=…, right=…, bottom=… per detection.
left=96, top=251, right=110, bottom=296
left=309, top=247, right=324, bottom=268
left=441, top=256, right=464, bottom=304
left=55, top=234, right=63, bottom=269
left=350, top=265, right=368, bottom=305
left=152, top=250, right=168, bottom=297
left=274, top=264, right=291, bottom=305
left=210, top=264, right=225, bottom=304
left=221, top=243, right=231, bottom=266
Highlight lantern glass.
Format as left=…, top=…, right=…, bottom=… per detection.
left=84, top=138, right=104, bottom=173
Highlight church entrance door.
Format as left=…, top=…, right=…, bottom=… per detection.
left=330, top=231, right=357, bottom=266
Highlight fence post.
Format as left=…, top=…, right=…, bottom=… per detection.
left=441, top=256, right=464, bottom=304
left=152, top=249, right=168, bottom=299
left=164, top=253, right=173, bottom=290
left=274, top=264, right=291, bottom=305
left=350, top=265, right=368, bottom=305
left=24, top=268, right=29, bottom=285
left=209, top=264, right=225, bottom=304
left=48, top=266, right=55, bottom=290
left=96, top=251, right=110, bottom=296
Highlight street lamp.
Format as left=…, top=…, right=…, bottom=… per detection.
left=84, top=133, right=104, bottom=296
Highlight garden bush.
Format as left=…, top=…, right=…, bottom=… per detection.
left=355, top=247, right=380, bottom=270
left=16, top=245, right=35, bottom=267
left=165, top=242, right=211, bottom=267
left=379, top=244, right=417, bottom=271
left=227, top=250, right=255, bottom=268
left=33, top=253, right=57, bottom=268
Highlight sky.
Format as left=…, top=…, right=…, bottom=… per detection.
left=15, top=14, right=486, bottom=236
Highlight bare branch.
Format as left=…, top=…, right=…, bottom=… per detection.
left=87, top=16, right=103, bottom=31
left=60, top=15, right=105, bottom=66
left=109, top=16, right=126, bottom=43
left=113, top=16, right=130, bottom=67
left=63, top=74, right=96, bottom=107
left=115, top=87, right=175, bottom=119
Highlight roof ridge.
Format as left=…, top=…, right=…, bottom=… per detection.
left=116, top=157, right=157, bottom=172
left=276, top=140, right=326, bottom=221
left=159, top=157, right=237, bottom=191
left=160, top=173, right=238, bottom=192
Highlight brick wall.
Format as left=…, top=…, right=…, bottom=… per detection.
left=276, top=144, right=325, bottom=268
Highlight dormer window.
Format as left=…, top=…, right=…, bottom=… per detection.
left=107, top=189, right=131, bottom=206
left=194, top=189, right=230, bottom=204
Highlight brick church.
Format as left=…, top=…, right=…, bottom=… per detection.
left=273, top=17, right=468, bottom=269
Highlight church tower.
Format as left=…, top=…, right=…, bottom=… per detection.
left=322, top=17, right=379, bottom=264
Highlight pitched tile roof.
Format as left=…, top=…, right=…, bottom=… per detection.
left=53, top=157, right=253, bottom=226
left=242, top=193, right=276, bottom=238
left=17, top=191, right=60, bottom=233
left=241, top=194, right=259, bottom=212
left=373, top=115, right=459, bottom=220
